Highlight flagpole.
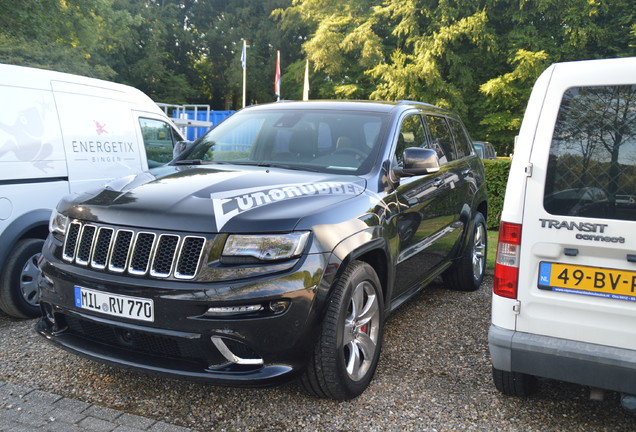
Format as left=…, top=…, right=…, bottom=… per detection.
left=241, top=39, right=247, bottom=108
left=302, top=59, right=310, bottom=101
left=275, top=50, right=281, bottom=102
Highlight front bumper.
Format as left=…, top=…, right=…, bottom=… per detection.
left=489, top=324, right=636, bottom=394
left=37, top=249, right=332, bottom=387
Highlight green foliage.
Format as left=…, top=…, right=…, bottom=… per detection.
left=479, top=50, right=550, bottom=155
left=483, top=159, right=511, bottom=230
left=1, top=0, right=635, bottom=119
left=278, top=0, right=636, bottom=155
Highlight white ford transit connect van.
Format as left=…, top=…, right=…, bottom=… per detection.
left=0, top=63, right=184, bottom=318
left=489, top=56, right=636, bottom=410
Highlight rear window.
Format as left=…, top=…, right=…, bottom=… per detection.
left=544, top=85, right=636, bottom=221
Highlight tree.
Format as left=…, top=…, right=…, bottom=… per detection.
left=277, top=0, right=636, bottom=153
left=0, top=0, right=140, bottom=79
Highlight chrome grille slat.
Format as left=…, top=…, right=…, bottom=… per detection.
left=61, top=221, right=204, bottom=280
left=63, top=222, right=81, bottom=262
left=91, top=227, right=114, bottom=269
left=151, top=234, right=180, bottom=277
left=175, top=236, right=206, bottom=279
left=76, top=225, right=97, bottom=266
left=109, top=230, right=134, bottom=273
left=128, top=232, right=156, bottom=275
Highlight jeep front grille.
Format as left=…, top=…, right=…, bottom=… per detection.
left=62, top=221, right=206, bottom=280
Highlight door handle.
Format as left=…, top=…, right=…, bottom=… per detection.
left=433, top=178, right=445, bottom=188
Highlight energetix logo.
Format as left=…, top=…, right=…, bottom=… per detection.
left=539, top=218, right=625, bottom=243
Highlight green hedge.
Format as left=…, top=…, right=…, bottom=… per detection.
left=483, top=159, right=512, bottom=230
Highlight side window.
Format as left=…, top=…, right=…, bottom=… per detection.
left=448, top=119, right=473, bottom=159
left=139, top=118, right=177, bottom=166
left=395, top=114, right=427, bottom=164
left=424, top=115, right=456, bottom=164
left=544, top=85, right=636, bottom=220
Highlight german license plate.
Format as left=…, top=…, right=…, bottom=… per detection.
left=74, top=286, right=154, bottom=322
left=538, top=262, right=636, bottom=302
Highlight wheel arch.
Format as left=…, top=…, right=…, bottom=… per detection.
left=328, top=233, right=392, bottom=313
left=0, top=209, right=51, bottom=275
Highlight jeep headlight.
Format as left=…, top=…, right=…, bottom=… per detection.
left=49, top=210, right=68, bottom=236
left=222, top=232, right=310, bottom=262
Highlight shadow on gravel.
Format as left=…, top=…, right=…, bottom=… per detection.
left=1, top=276, right=635, bottom=431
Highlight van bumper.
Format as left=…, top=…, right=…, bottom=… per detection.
left=489, top=324, right=636, bottom=394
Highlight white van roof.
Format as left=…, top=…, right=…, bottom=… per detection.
left=0, top=63, right=155, bottom=106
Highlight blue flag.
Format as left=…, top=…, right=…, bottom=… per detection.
left=241, top=41, right=246, bottom=70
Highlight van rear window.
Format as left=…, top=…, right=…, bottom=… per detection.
left=544, top=85, right=636, bottom=221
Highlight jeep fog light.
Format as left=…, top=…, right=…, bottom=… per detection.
left=269, top=300, right=290, bottom=313
left=205, top=304, right=263, bottom=316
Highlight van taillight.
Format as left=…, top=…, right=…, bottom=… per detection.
left=493, top=221, right=522, bottom=299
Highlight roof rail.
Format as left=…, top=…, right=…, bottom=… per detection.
left=396, top=100, right=436, bottom=108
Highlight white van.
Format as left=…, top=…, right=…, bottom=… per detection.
left=0, top=63, right=184, bottom=318
left=489, top=57, right=636, bottom=410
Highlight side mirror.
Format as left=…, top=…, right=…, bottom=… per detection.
left=173, top=140, right=193, bottom=158
left=393, top=147, right=440, bottom=177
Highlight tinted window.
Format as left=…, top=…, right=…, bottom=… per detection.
left=448, top=119, right=473, bottom=158
left=425, top=116, right=456, bottom=163
left=180, top=109, right=388, bottom=174
left=395, top=114, right=427, bottom=164
left=139, top=118, right=178, bottom=166
left=544, top=85, right=636, bottom=221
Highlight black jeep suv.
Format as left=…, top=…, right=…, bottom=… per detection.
left=37, top=100, right=487, bottom=400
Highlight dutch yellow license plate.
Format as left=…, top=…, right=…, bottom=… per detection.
left=538, top=262, right=636, bottom=302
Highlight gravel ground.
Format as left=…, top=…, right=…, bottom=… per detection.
left=1, top=275, right=635, bottom=431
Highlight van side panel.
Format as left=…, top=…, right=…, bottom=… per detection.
left=0, top=182, right=69, bottom=268
left=0, top=85, right=66, bottom=181
left=499, top=65, right=554, bottom=225
left=51, top=81, right=145, bottom=192
left=491, top=66, right=556, bottom=330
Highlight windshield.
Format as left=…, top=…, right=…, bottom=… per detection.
left=175, top=108, right=389, bottom=174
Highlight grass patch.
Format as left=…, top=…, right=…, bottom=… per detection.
left=487, top=230, right=499, bottom=271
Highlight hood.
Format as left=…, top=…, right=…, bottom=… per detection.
left=62, top=165, right=367, bottom=233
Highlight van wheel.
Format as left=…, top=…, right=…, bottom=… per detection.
left=492, top=367, right=537, bottom=397
left=300, top=261, right=384, bottom=400
left=0, top=238, right=44, bottom=319
left=443, top=211, right=487, bottom=291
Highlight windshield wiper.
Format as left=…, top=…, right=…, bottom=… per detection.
left=173, top=159, right=203, bottom=165
left=173, top=160, right=235, bottom=166
left=231, top=162, right=321, bottom=172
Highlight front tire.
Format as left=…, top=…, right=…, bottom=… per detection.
left=443, top=211, right=487, bottom=291
left=301, top=260, right=384, bottom=400
left=0, top=238, right=44, bottom=318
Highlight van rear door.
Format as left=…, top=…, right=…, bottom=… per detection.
left=516, top=57, right=636, bottom=351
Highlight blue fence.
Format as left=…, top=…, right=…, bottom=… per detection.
left=175, top=110, right=235, bottom=140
